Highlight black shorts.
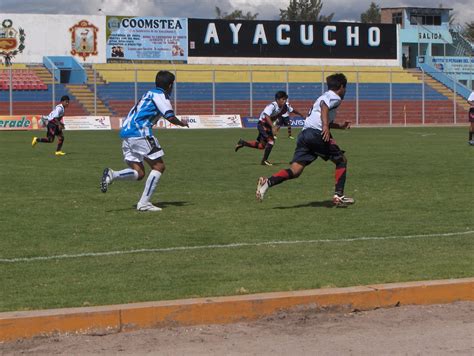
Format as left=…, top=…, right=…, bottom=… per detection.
left=46, top=122, right=63, bottom=138
left=291, top=128, right=345, bottom=165
left=256, top=122, right=274, bottom=144
left=469, top=108, right=474, bottom=123
left=275, top=116, right=291, bottom=127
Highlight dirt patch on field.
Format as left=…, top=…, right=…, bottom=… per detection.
left=2, top=302, right=473, bottom=355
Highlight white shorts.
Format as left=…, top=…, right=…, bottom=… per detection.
left=122, top=136, right=165, bottom=163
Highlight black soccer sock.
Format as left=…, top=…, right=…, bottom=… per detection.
left=470, top=131, right=473, bottom=141
left=288, top=127, right=292, bottom=137
left=268, top=169, right=294, bottom=187
left=37, top=138, right=51, bottom=143
left=262, top=143, right=273, bottom=161
left=56, top=136, right=64, bottom=151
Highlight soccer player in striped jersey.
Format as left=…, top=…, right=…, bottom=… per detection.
left=31, top=95, right=69, bottom=156
left=235, top=91, right=302, bottom=166
left=256, top=73, right=355, bottom=207
left=100, top=71, right=189, bottom=212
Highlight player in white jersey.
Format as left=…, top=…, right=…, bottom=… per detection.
left=273, top=98, right=303, bottom=140
left=100, top=71, right=189, bottom=212
left=256, top=73, right=355, bottom=207
left=468, top=91, right=474, bottom=145
left=31, top=95, right=69, bottom=156
left=235, top=91, right=301, bottom=166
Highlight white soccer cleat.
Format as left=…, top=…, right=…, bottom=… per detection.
left=256, top=177, right=269, bottom=202
left=100, top=168, right=114, bottom=193
left=137, top=202, right=162, bottom=212
left=332, top=195, right=355, bottom=207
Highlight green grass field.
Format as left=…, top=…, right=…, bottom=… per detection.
left=0, top=127, right=473, bottom=312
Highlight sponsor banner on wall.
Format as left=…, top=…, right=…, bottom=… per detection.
left=0, top=14, right=106, bottom=63
left=241, top=117, right=305, bottom=128
left=106, top=16, right=188, bottom=60
left=0, top=115, right=40, bottom=130
left=431, top=56, right=474, bottom=74
left=63, top=116, right=111, bottom=130
left=156, top=115, right=242, bottom=129
left=188, top=19, right=397, bottom=59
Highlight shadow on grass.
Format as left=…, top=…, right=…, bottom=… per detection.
left=106, top=201, right=191, bottom=212
left=273, top=200, right=340, bottom=209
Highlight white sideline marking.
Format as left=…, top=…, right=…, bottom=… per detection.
left=0, top=230, right=472, bottom=264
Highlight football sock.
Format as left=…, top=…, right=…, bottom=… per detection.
left=470, top=131, right=473, bottom=141
left=139, top=170, right=162, bottom=204
left=262, top=143, right=273, bottom=161
left=334, top=162, right=347, bottom=196
left=56, top=137, right=64, bottom=151
left=268, top=169, right=294, bottom=187
left=37, top=138, right=51, bottom=143
left=288, top=127, right=292, bottom=137
left=113, top=168, right=139, bottom=181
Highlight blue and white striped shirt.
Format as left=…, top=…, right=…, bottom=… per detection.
left=120, top=88, right=175, bottom=138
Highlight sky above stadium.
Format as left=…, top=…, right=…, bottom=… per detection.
left=0, top=0, right=472, bottom=25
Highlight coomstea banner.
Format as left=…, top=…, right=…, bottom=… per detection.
left=63, top=116, right=111, bottom=130
left=106, top=16, right=188, bottom=60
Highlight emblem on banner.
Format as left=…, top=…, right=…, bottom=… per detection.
left=70, top=20, right=99, bottom=61
left=0, top=19, right=25, bottom=64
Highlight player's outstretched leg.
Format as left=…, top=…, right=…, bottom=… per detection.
left=100, top=168, right=114, bottom=193
left=235, top=139, right=245, bottom=152
left=256, top=177, right=269, bottom=202
left=100, top=167, right=139, bottom=193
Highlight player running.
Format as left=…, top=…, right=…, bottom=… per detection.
left=273, top=98, right=303, bottom=140
left=31, top=95, right=69, bottom=156
left=235, top=91, right=302, bottom=166
left=100, top=70, right=189, bottom=212
left=468, top=91, right=474, bottom=145
left=255, top=73, right=355, bottom=207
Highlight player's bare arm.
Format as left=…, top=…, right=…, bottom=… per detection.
left=167, top=116, right=189, bottom=128
left=320, top=102, right=330, bottom=142
left=330, top=121, right=351, bottom=129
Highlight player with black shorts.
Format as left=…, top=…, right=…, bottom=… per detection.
left=235, top=91, right=301, bottom=166
left=255, top=73, right=355, bottom=207
left=31, top=95, right=69, bottom=156
left=468, top=91, right=474, bottom=146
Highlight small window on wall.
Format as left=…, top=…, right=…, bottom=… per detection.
left=392, top=12, right=402, bottom=25
left=425, top=16, right=434, bottom=25
left=410, top=15, right=423, bottom=25
left=434, top=16, right=441, bottom=25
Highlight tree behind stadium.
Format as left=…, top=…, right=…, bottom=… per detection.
left=360, top=2, right=381, bottom=23
left=215, top=6, right=258, bottom=20
left=279, top=0, right=334, bottom=22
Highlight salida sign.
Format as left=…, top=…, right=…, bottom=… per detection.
left=188, top=19, right=397, bottom=59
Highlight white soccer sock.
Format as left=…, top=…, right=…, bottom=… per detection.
left=139, top=170, right=162, bottom=205
left=112, top=168, right=139, bottom=181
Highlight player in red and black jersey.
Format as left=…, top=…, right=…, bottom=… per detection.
left=235, top=91, right=302, bottom=166
left=32, top=95, right=70, bottom=156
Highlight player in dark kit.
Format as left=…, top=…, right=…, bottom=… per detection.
left=235, top=91, right=302, bottom=166
left=255, top=73, right=355, bottom=207
left=468, top=91, right=474, bottom=145
left=31, top=95, right=70, bottom=156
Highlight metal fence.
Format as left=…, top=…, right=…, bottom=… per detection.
left=0, top=66, right=471, bottom=125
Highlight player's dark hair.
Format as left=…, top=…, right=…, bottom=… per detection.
left=155, top=70, right=175, bottom=90
left=275, top=91, right=288, bottom=100
left=60, top=95, right=70, bottom=102
left=326, top=73, right=347, bottom=91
